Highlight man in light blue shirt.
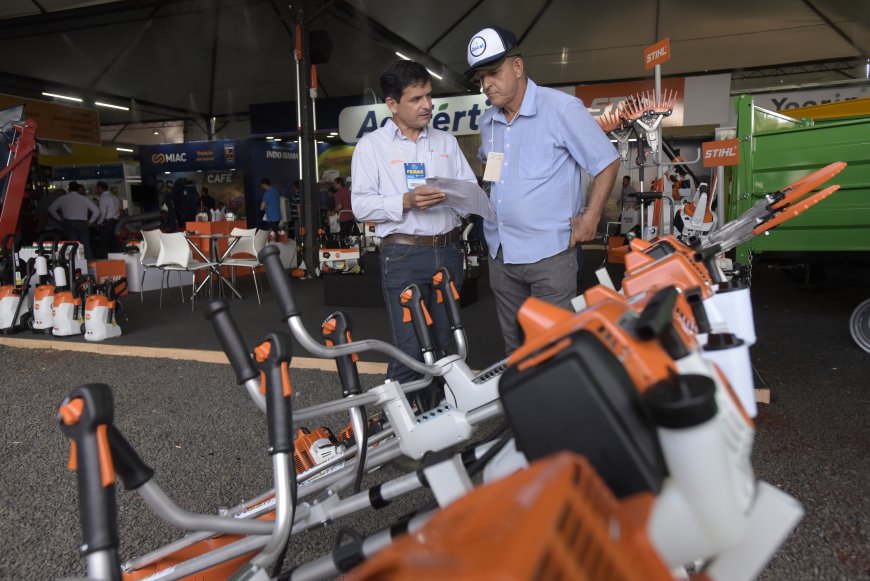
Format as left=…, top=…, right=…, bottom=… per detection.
left=466, top=26, right=620, bottom=353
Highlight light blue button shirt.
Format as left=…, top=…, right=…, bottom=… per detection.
left=479, top=79, right=619, bottom=264
left=352, top=119, right=477, bottom=237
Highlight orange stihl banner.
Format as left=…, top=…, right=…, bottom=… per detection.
left=644, top=38, right=670, bottom=69
left=702, top=138, right=740, bottom=167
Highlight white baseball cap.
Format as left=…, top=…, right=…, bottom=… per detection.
left=465, top=26, right=519, bottom=76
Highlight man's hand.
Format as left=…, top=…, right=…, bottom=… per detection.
left=569, top=213, right=598, bottom=247
left=403, top=186, right=446, bottom=211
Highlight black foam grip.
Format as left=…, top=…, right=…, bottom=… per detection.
left=57, top=384, right=120, bottom=558
left=322, top=311, right=362, bottom=396
left=636, top=287, right=690, bottom=360
left=432, top=267, right=463, bottom=331
left=636, top=286, right=679, bottom=341
left=107, top=425, right=154, bottom=491
left=258, top=332, right=295, bottom=454
left=693, top=243, right=724, bottom=283
left=400, top=283, right=434, bottom=353
left=204, top=300, right=258, bottom=384
left=259, top=244, right=300, bottom=320
left=684, top=287, right=712, bottom=335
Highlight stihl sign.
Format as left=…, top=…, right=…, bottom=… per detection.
left=702, top=138, right=740, bottom=167
left=644, top=38, right=670, bottom=69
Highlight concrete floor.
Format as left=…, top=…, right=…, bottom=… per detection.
left=0, top=259, right=868, bottom=579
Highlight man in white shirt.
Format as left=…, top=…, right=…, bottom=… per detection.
left=49, top=181, right=99, bottom=259
left=96, top=181, right=122, bottom=254
left=351, top=60, right=477, bottom=398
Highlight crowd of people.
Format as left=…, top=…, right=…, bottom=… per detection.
left=26, top=180, right=123, bottom=260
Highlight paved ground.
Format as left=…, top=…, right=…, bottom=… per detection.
left=0, top=262, right=867, bottom=580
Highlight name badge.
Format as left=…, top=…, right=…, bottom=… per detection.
left=483, top=152, right=504, bottom=182
left=404, top=162, right=427, bottom=190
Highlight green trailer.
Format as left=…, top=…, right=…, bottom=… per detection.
left=728, top=94, right=870, bottom=265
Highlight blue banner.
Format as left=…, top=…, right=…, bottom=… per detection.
left=139, top=140, right=243, bottom=173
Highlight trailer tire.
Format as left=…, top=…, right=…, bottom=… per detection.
left=849, top=298, right=870, bottom=354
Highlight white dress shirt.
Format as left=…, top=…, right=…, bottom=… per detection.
left=49, top=191, right=100, bottom=223
left=351, top=119, right=477, bottom=237
left=98, top=191, right=122, bottom=223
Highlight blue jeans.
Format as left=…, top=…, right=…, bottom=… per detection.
left=380, top=242, right=464, bottom=385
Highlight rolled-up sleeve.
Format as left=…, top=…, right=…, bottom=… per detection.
left=558, top=99, right=619, bottom=178
left=350, top=138, right=404, bottom=224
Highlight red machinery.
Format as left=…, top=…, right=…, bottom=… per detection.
left=0, top=119, right=38, bottom=240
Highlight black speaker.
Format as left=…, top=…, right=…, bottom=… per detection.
left=309, top=30, right=333, bottom=64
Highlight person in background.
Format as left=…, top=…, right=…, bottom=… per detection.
left=170, top=180, right=187, bottom=231
left=200, top=186, right=216, bottom=211
left=259, top=177, right=281, bottom=235
left=621, top=175, right=636, bottom=197
left=96, top=181, right=121, bottom=255
left=466, top=25, right=619, bottom=354
left=332, top=176, right=355, bottom=236
left=351, top=59, right=477, bottom=403
left=49, top=181, right=99, bottom=259
left=35, top=187, right=63, bottom=234
left=318, top=179, right=334, bottom=229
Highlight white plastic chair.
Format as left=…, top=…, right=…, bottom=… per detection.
left=139, top=229, right=164, bottom=303
left=221, top=227, right=269, bottom=304
left=156, top=232, right=215, bottom=309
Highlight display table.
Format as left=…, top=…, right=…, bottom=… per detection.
left=186, top=220, right=247, bottom=277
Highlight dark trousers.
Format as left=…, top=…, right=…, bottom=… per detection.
left=380, top=241, right=464, bottom=387
left=65, top=220, right=94, bottom=260
left=101, top=219, right=119, bottom=254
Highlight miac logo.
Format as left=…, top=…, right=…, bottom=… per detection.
left=151, top=152, right=187, bottom=164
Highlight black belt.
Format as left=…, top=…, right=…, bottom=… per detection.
left=382, top=227, right=461, bottom=247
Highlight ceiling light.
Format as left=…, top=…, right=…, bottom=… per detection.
left=116, top=147, right=134, bottom=153
left=153, top=130, right=159, bottom=135
left=95, top=101, right=130, bottom=111
left=274, top=138, right=282, bottom=142
left=164, top=171, right=170, bottom=174
left=266, top=136, right=274, bottom=140
left=427, top=69, right=443, bottom=80
left=328, top=132, right=338, bottom=136
left=395, top=51, right=411, bottom=61
left=42, top=91, right=82, bottom=103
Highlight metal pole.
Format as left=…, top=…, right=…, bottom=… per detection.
left=294, top=25, right=303, bottom=179
left=311, top=64, right=320, bottom=183
left=295, top=2, right=320, bottom=276
left=655, top=63, right=663, bottom=182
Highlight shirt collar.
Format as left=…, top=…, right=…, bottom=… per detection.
left=494, top=78, right=538, bottom=124
left=387, top=118, right=429, bottom=142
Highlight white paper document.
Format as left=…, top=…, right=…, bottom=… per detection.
left=425, top=176, right=497, bottom=222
